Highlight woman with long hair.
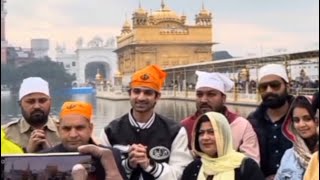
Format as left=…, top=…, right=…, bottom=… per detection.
left=275, top=96, right=318, bottom=180
left=181, top=112, right=264, bottom=180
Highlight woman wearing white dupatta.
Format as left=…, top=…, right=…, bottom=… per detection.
left=182, top=112, right=264, bottom=180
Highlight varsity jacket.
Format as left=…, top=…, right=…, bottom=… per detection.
left=100, top=110, right=193, bottom=180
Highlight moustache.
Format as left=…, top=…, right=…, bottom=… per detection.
left=263, top=93, right=280, bottom=100
left=199, top=104, right=212, bottom=109
left=30, top=110, right=45, bottom=116
left=135, top=100, right=148, bottom=104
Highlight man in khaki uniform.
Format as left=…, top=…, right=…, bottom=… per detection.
left=1, top=77, right=60, bottom=152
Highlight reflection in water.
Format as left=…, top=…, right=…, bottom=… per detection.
left=1, top=93, right=256, bottom=137
left=1, top=94, right=21, bottom=119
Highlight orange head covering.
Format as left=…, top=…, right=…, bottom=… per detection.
left=60, top=101, right=93, bottom=121
left=130, top=64, right=167, bottom=92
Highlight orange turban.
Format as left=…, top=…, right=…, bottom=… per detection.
left=60, top=101, right=93, bottom=121
left=130, top=65, right=167, bottom=92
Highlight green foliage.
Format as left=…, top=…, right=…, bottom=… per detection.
left=1, top=59, right=75, bottom=93
left=1, top=64, right=19, bottom=87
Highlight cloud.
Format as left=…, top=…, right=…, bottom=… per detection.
left=6, top=1, right=122, bottom=54
left=214, top=22, right=318, bottom=56
left=4, top=0, right=319, bottom=58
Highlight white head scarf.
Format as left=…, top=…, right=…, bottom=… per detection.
left=258, top=64, right=289, bottom=83
left=195, top=71, right=234, bottom=94
left=19, top=77, right=50, bottom=100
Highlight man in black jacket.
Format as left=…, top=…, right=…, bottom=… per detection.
left=247, top=64, right=293, bottom=180
left=100, top=65, right=193, bottom=180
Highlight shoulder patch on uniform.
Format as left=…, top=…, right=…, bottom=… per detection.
left=149, top=146, right=171, bottom=160
left=1, top=119, right=20, bottom=128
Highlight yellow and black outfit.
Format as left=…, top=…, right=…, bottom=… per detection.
left=1, top=128, right=23, bottom=154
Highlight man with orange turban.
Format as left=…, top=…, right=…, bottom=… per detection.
left=41, top=101, right=127, bottom=179
left=100, top=65, right=193, bottom=180
left=41, top=101, right=96, bottom=152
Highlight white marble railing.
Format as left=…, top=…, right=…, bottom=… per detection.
left=96, top=90, right=261, bottom=106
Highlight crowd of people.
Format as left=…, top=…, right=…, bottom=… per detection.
left=1, top=63, right=319, bottom=180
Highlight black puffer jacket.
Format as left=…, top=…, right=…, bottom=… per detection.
left=247, top=95, right=294, bottom=177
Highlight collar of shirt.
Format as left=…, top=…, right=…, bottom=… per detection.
left=264, top=113, right=286, bottom=125
left=19, top=116, right=58, bottom=133
left=128, top=109, right=155, bottom=129
left=224, top=108, right=239, bottom=124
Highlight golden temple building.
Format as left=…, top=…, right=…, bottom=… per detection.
left=115, top=1, right=214, bottom=75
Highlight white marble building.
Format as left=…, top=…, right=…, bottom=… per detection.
left=55, top=37, right=118, bottom=86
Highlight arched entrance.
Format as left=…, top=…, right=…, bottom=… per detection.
left=77, top=49, right=118, bottom=86
left=85, top=62, right=110, bottom=85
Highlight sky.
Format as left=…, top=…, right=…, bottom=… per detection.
left=4, top=0, right=319, bottom=59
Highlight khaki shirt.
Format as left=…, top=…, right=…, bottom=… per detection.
left=1, top=116, right=61, bottom=151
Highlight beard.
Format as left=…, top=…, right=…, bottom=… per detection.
left=261, top=91, right=288, bottom=109
left=22, top=108, right=49, bottom=127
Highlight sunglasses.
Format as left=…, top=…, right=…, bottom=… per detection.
left=258, top=80, right=282, bottom=92
left=131, top=88, right=156, bottom=96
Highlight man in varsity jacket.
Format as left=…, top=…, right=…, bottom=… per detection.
left=100, top=65, right=193, bottom=180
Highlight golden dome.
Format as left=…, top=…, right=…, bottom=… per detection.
left=95, top=68, right=103, bottom=80
left=95, top=73, right=102, bottom=80
left=152, top=7, right=180, bottom=21
left=199, top=8, right=210, bottom=16
left=135, top=7, right=147, bottom=15
left=134, top=1, right=147, bottom=15
left=122, top=19, right=131, bottom=28
left=199, top=2, right=211, bottom=16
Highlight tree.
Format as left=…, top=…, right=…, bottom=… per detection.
left=1, top=59, right=75, bottom=93
left=1, top=64, right=19, bottom=88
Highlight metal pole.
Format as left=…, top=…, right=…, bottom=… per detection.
left=184, top=68, right=188, bottom=98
